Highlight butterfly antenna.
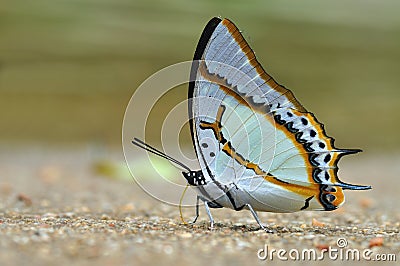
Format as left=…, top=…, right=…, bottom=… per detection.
left=132, top=138, right=192, bottom=172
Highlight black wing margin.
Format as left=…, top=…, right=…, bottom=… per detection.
left=188, top=17, right=222, bottom=151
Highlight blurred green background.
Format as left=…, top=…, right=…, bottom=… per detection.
left=1, top=0, right=399, bottom=152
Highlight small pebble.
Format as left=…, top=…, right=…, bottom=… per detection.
left=16, top=193, right=32, bottom=206
left=359, top=198, right=374, bottom=208
left=369, top=237, right=384, bottom=248
left=312, top=218, right=325, bottom=227
left=177, top=232, right=192, bottom=238
left=315, top=244, right=329, bottom=251
left=304, top=234, right=316, bottom=239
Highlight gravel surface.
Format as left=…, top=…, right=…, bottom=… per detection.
left=0, top=147, right=399, bottom=265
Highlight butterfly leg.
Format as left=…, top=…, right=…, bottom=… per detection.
left=246, top=204, right=273, bottom=233
left=190, top=196, right=200, bottom=224
left=204, top=201, right=215, bottom=229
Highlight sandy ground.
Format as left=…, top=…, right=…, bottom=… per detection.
left=0, top=147, right=399, bottom=266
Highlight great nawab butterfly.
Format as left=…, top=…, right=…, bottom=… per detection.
left=132, top=17, right=371, bottom=231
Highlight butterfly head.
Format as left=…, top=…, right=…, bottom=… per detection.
left=182, top=170, right=206, bottom=186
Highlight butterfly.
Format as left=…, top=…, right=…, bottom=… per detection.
left=132, top=17, right=371, bottom=232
